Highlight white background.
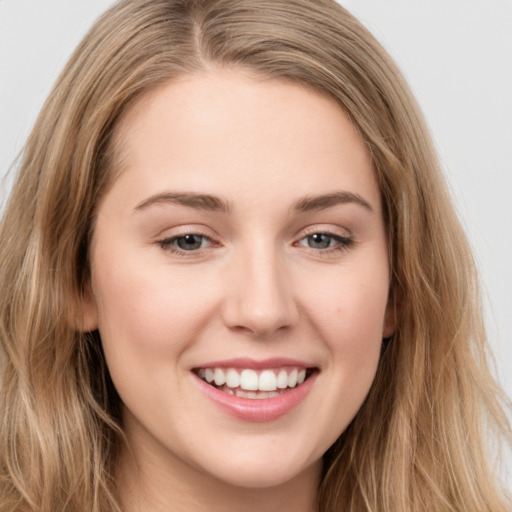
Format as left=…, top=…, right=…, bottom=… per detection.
left=1, top=0, right=511, bottom=485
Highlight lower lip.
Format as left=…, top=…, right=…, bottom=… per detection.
left=193, top=372, right=317, bottom=422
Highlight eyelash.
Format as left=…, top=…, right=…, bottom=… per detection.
left=156, top=230, right=354, bottom=256
left=157, top=231, right=216, bottom=256
left=295, top=231, right=354, bottom=255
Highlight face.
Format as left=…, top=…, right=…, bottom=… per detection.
left=84, top=69, right=394, bottom=491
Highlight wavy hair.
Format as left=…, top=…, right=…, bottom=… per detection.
left=0, top=0, right=510, bottom=510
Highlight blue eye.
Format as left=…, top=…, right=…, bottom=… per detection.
left=176, top=234, right=205, bottom=250
left=159, top=234, right=211, bottom=252
left=298, top=233, right=352, bottom=251
left=305, top=233, right=335, bottom=249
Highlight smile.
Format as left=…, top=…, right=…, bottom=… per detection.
left=195, top=367, right=311, bottom=399
left=192, top=358, right=319, bottom=422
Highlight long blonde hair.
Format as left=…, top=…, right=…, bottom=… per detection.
left=0, top=1, right=510, bottom=510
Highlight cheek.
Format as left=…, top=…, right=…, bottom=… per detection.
left=306, top=263, right=389, bottom=342
left=302, top=261, right=389, bottom=386
left=91, top=253, right=220, bottom=377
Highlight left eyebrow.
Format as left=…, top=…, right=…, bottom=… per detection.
left=291, top=191, right=374, bottom=213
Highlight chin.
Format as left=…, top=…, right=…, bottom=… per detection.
left=192, top=447, right=321, bottom=490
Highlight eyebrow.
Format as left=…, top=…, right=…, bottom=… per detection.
left=292, top=191, right=374, bottom=213
left=134, top=192, right=231, bottom=213
left=133, top=190, right=373, bottom=215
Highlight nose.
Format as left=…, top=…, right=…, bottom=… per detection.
left=222, top=246, right=299, bottom=337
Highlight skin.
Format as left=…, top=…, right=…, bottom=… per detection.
left=83, top=69, right=394, bottom=512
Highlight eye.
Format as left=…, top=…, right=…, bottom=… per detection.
left=302, top=233, right=335, bottom=249
left=158, top=234, right=212, bottom=252
left=297, top=232, right=353, bottom=251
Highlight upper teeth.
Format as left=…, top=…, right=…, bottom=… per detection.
left=197, top=367, right=307, bottom=391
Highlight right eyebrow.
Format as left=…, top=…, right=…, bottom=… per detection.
left=133, top=192, right=232, bottom=213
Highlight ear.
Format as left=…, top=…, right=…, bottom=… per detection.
left=74, top=279, right=99, bottom=333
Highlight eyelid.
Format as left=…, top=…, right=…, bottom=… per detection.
left=294, top=226, right=354, bottom=254
left=153, top=223, right=218, bottom=240
left=298, top=224, right=351, bottom=238
left=155, top=226, right=222, bottom=256
left=297, top=224, right=353, bottom=243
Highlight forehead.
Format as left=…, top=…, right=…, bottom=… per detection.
left=105, top=68, right=380, bottom=214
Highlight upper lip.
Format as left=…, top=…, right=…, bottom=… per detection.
left=192, top=357, right=318, bottom=370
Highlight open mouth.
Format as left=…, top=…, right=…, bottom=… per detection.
left=193, top=366, right=318, bottom=400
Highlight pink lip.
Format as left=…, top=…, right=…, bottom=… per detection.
left=193, top=357, right=316, bottom=370
left=192, top=369, right=318, bottom=423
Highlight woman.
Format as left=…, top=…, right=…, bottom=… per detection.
left=0, top=0, right=510, bottom=511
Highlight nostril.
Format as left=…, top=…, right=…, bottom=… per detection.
left=221, top=263, right=299, bottom=336
left=225, top=306, right=298, bottom=338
